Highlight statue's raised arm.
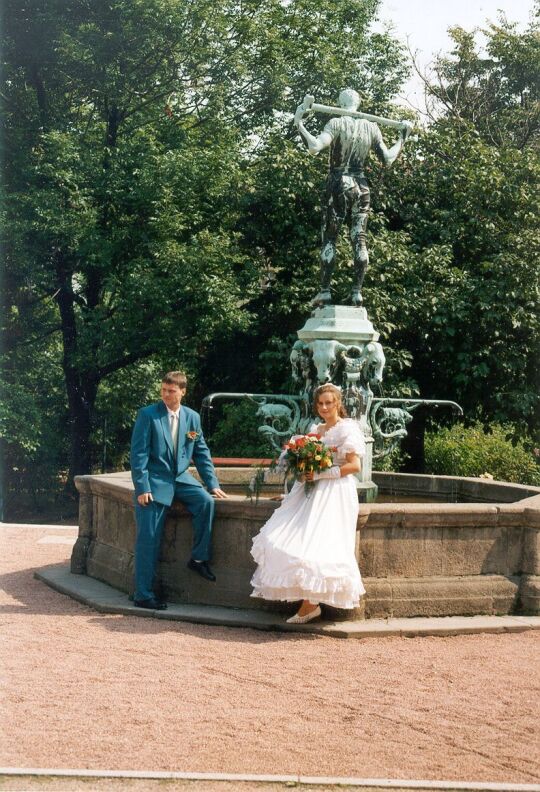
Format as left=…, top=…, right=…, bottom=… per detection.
left=294, top=88, right=413, bottom=308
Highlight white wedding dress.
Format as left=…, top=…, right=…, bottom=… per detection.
left=251, top=419, right=366, bottom=609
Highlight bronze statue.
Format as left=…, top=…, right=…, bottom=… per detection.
left=294, top=89, right=412, bottom=307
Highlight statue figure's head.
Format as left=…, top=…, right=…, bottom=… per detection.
left=338, top=88, right=360, bottom=111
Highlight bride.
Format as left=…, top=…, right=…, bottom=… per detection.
left=251, top=383, right=366, bottom=623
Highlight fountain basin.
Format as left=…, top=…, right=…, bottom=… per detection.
left=71, top=470, right=540, bottom=620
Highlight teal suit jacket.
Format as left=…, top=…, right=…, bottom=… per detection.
left=130, top=401, right=219, bottom=506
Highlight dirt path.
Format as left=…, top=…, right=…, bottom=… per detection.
left=1, top=525, right=539, bottom=784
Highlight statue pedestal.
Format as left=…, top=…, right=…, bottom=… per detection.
left=298, top=305, right=379, bottom=343
left=296, top=305, right=381, bottom=503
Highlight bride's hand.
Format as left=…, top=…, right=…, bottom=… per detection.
left=304, top=471, right=314, bottom=482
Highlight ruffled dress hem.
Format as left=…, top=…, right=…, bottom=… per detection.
left=251, top=536, right=365, bottom=610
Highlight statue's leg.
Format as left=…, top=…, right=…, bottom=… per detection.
left=349, top=179, right=371, bottom=306
left=314, top=183, right=345, bottom=306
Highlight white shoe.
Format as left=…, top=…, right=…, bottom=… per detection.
left=286, top=605, right=322, bottom=624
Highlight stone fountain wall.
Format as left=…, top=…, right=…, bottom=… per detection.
left=71, top=471, right=540, bottom=619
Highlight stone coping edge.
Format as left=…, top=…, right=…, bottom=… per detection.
left=35, top=565, right=540, bottom=639
left=0, top=769, right=538, bottom=791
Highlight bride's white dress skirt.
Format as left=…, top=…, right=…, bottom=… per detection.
left=250, top=420, right=366, bottom=609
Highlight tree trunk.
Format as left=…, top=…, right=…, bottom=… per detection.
left=54, top=250, right=99, bottom=489
left=65, top=375, right=98, bottom=485
left=52, top=107, right=122, bottom=489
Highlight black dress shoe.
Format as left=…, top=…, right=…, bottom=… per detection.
left=187, top=558, right=216, bottom=582
left=133, top=597, right=168, bottom=610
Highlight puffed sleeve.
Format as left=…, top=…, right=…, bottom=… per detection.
left=339, top=421, right=366, bottom=457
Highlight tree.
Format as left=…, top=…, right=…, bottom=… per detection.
left=424, top=14, right=540, bottom=150
left=1, top=0, right=408, bottom=498
left=386, top=17, right=540, bottom=433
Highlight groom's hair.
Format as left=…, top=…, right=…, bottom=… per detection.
left=162, top=371, right=187, bottom=389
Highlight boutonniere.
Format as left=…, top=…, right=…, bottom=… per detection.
left=186, top=430, right=200, bottom=441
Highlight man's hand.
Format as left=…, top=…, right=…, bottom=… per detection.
left=293, top=103, right=305, bottom=128
left=211, top=488, right=229, bottom=499
left=401, top=120, right=413, bottom=141
left=293, top=95, right=313, bottom=128
left=137, top=492, right=153, bottom=506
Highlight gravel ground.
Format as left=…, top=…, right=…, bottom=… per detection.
left=1, top=524, right=539, bottom=785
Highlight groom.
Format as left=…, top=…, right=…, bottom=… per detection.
left=130, top=370, right=228, bottom=610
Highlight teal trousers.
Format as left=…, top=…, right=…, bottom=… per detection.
left=134, top=482, right=215, bottom=601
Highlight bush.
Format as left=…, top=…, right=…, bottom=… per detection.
left=424, top=422, right=540, bottom=486
left=372, top=444, right=409, bottom=472
left=207, top=401, right=274, bottom=458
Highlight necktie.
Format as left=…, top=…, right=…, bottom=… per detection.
left=170, top=413, right=179, bottom=454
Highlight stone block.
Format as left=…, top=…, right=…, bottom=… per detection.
left=440, top=525, right=506, bottom=576
left=519, top=575, right=540, bottom=615
left=458, top=479, right=530, bottom=503
left=496, top=503, right=532, bottom=528
left=162, top=563, right=256, bottom=611
left=524, top=500, right=540, bottom=528
left=363, top=578, right=392, bottom=619
left=95, top=497, right=119, bottom=546
left=70, top=536, right=91, bottom=575
left=522, top=527, right=540, bottom=575
left=492, top=575, right=520, bottom=615
left=364, top=575, right=518, bottom=619
left=389, top=576, right=492, bottom=618
left=397, top=616, right=508, bottom=637
left=371, top=472, right=540, bottom=505
left=505, top=526, right=525, bottom=574
left=214, top=519, right=259, bottom=568
left=323, top=600, right=365, bottom=622
left=362, top=525, right=444, bottom=577
left=92, top=495, right=100, bottom=533
left=77, top=492, right=93, bottom=537
left=357, top=508, right=370, bottom=531
left=86, top=541, right=131, bottom=593
left=358, top=527, right=376, bottom=575
left=403, top=504, right=499, bottom=528
left=114, top=503, right=137, bottom=553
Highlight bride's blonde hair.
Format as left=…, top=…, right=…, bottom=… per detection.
left=313, top=384, right=347, bottom=418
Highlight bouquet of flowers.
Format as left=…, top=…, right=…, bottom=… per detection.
left=282, top=433, right=335, bottom=495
